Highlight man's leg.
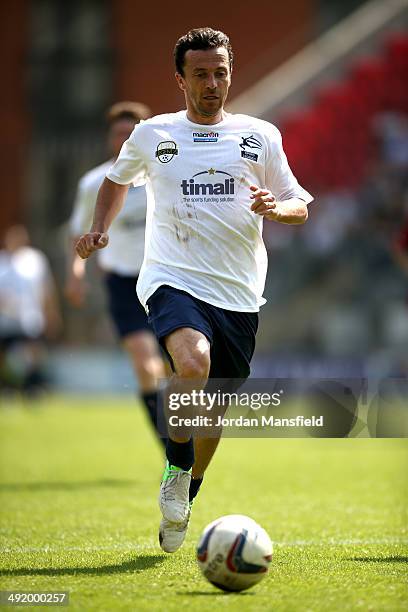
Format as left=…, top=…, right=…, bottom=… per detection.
left=158, top=326, right=214, bottom=552
left=164, top=328, right=224, bottom=475
left=163, top=330, right=229, bottom=495
left=104, top=272, right=166, bottom=446
left=163, top=326, right=210, bottom=470
left=145, top=285, right=231, bottom=551
left=123, top=330, right=166, bottom=446
left=165, top=327, right=211, bottom=381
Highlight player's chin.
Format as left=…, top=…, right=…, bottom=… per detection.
left=199, top=99, right=222, bottom=115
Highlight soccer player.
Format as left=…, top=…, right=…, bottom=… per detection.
left=76, top=28, right=313, bottom=552
left=66, top=102, right=165, bottom=445
left=0, top=225, right=61, bottom=394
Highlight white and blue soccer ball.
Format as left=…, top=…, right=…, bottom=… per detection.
left=196, top=514, right=273, bottom=592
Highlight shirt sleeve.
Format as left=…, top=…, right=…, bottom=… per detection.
left=265, top=125, right=314, bottom=204
left=106, top=124, right=148, bottom=186
left=69, top=178, right=96, bottom=236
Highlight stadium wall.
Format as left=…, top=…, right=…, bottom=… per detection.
left=0, top=1, right=29, bottom=231
left=111, top=0, right=316, bottom=113
left=0, top=0, right=315, bottom=233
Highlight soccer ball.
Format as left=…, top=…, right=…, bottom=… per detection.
left=196, top=514, right=273, bottom=592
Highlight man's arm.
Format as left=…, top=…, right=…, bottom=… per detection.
left=76, top=177, right=129, bottom=259
left=250, top=186, right=308, bottom=224
left=65, top=236, right=87, bottom=307
left=65, top=176, right=93, bottom=306
left=261, top=125, right=313, bottom=224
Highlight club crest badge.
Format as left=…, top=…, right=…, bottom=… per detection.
left=155, top=141, right=179, bottom=163
left=239, top=135, right=262, bottom=162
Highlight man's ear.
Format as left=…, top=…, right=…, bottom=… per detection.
left=175, top=72, right=185, bottom=92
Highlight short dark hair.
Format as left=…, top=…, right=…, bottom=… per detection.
left=174, top=27, right=233, bottom=76
left=106, top=101, right=152, bottom=124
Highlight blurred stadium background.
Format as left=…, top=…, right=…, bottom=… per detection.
left=1, top=0, right=407, bottom=394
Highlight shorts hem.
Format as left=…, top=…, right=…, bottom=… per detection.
left=155, top=323, right=213, bottom=347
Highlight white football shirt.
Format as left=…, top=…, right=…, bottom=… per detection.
left=70, top=160, right=147, bottom=275
left=0, top=247, right=51, bottom=337
left=107, top=111, right=313, bottom=311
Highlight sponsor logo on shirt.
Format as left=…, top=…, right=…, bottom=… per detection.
left=192, top=131, right=219, bottom=143
left=239, top=135, right=262, bottom=162
left=155, top=141, right=179, bottom=163
left=181, top=168, right=235, bottom=195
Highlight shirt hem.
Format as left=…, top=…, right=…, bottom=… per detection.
left=139, top=281, right=263, bottom=313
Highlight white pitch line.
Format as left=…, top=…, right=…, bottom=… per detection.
left=275, top=537, right=408, bottom=547
left=1, top=537, right=407, bottom=554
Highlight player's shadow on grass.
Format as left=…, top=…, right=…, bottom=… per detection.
left=0, top=554, right=166, bottom=576
left=0, top=479, right=137, bottom=492
left=348, top=556, right=408, bottom=563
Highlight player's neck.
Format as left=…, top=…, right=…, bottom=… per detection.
left=186, top=109, right=226, bottom=125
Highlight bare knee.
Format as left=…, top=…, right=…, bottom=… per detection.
left=176, top=352, right=210, bottom=379
left=165, top=328, right=211, bottom=380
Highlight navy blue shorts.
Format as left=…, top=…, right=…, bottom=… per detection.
left=105, top=272, right=151, bottom=339
left=146, top=285, right=258, bottom=382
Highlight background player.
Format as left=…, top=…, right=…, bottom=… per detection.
left=66, top=101, right=165, bottom=445
left=75, top=28, right=313, bottom=552
left=0, top=225, right=61, bottom=395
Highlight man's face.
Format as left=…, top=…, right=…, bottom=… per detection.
left=176, top=47, right=231, bottom=119
left=108, top=119, right=136, bottom=157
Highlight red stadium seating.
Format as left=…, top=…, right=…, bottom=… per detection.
left=280, top=31, right=408, bottom=192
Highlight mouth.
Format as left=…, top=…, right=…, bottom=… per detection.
left=203, top=95, right=219, bottom=100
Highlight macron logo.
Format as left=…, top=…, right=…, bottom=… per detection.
left=193, top=131, right=219, bottom=143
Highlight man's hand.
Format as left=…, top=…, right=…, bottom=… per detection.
left=249, top=185, right=279, bottom=220
left=250, top=185, right=308, bottom=224
left=76, top=232, right=109, bottom=259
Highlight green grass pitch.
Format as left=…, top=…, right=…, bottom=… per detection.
left=0, top=395, right=407, bottom=611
